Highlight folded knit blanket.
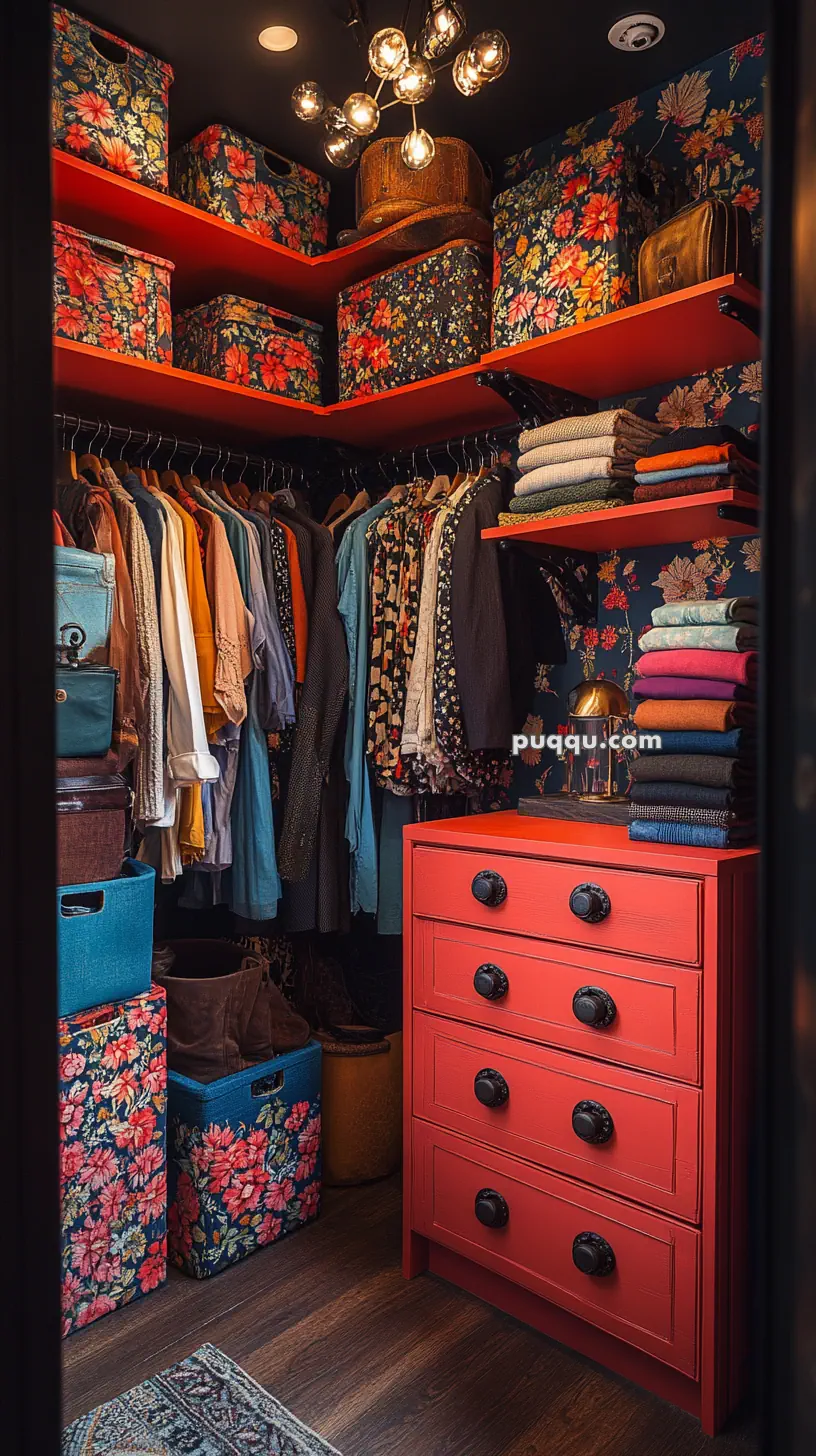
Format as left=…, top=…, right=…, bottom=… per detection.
left=632, top=676, right=754, bottom=701
left=633, top=474, right=757, bottom=502
left=642, top=424, right=759, bottom=462
left=629, top=780, right=754, bottom=810
left=630, top=802, right=753, bottom=828
left=634, top=699, right=755, bottom=732
left=514, top=457, right=636, bottom=494
left=636, top=648, right=758, bottom=684
left=498, top=500, right=624, bottom=526
left=510, top=478, right=634, bottom=514
left=629, top=753, right=753, bottom=788
left=652, top=597, right=758, bottom=627
left=638, top=624, right=758, bottom=653
left=518, top=409, right=668, bottom=453
left=517, top=435, right=644, bottom=472
left=635, top=443, right=758, bottom=474
left=629, top=820, right=756, bottom=848
left=638, top=728, right=754, bottom=757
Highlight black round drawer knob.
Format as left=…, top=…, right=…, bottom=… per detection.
left=569, top=882, right=611, bottom=923
left=473, top=963, right=509, bottom=1001
left=572, top=1099, right=614, bottom=1144
left=474, top=1068, right=510, bottom=1108
left=471, top=870, right=508, bottom=908
left=475, top=1188, right=509, bottom=1229
left=572, top=1231, right=616, bottom=1277
left=572, top=986, right=617, bottom=1028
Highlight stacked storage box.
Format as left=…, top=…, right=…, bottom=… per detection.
left=53, top=221, right=174, bottom=363
left=174, top=295, right=323, bottom=403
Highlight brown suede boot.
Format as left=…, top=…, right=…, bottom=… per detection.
left=153, top=940, right=270, bottom=1084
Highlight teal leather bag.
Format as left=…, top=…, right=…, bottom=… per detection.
left=55, top=624, right=117, bottom=758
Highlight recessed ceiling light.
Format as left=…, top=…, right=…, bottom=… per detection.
left=608, top=14, right=665, bottom=52
left=258, top=25, right=299, bottom=52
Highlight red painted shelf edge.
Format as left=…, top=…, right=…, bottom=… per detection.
left=480, top=489, right=761, bottom=549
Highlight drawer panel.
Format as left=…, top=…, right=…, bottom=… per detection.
left=412, top=846, right=701, bottom=965
left=411, top=1120, right=699, bottom=1377
left=413, top=1013, right=701, bottom=1220
left=413, top=921, right=701, bottom=1084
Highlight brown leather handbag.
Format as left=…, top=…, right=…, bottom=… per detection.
left=356, top=135, right=491, bottom=238
left=638, top=197, right=756, bottom=300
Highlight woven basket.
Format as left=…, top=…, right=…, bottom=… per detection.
left=317, top=1027, right=403, bottom=1186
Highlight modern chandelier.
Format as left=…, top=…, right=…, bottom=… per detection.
left=291, top=2, right=510, bottom=171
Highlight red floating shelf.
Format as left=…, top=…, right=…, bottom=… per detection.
left=52, top=150, right=486, bottom=319
left=481, top=489, right=760, bottom=551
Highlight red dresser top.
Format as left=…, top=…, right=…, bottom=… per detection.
left=404, top=810, right=759, bottom=879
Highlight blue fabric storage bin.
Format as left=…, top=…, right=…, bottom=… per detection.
left=57, top=857, right=155, bottom=1017
left=167, top=1040, right=322, bottom=1278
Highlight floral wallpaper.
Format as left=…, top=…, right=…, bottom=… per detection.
left=504, top=34, right=766, bottom=244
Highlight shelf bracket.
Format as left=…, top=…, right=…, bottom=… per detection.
left=717, top=503, right=760, bottom=528
left=497, top=538, right=599, bottom=624
left=717, top=292, right=761, bottom=336
left=475, top=369, right=597, bottom=428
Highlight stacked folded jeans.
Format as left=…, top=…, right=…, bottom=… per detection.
left=498, top=409, right=669, bottom=524
left=633, top=425, right=759, bottom=503
left=628, top=596, right=759, bottom=848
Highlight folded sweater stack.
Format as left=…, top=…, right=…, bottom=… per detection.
left=628, top=595, right=759, bottom=848
left=633, top=425, right=759, bottom=504
left=500, top=410, right=670, bottom=524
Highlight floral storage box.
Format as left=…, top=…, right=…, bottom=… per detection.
left=52, top=6, right=173, bottom=191
left=167, top=1040, right=322, bottom=1279
left=491, top=142, right=667, bottom=348
left=337, top=240, right=491, bottom=401
left=53, top=220, right=174, bottom=363
left=173, top=295, right=323, bottom=403
left=59, top=985, right=167, bottom=1337
left=169, top=125, right=330, bottom=256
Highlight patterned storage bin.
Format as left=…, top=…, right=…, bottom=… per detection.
left=491, top=142, right=667, bottom=348
left=170, top=125, right=330, bottom=256
left=337, top=240, right=491, bottom=400
left=52, top=6, right=173, bottom=192
left=59, top=985, right=167, bottom=1337
left=57, top=858, right=155, bottom=1018
left=53, top=221, right=174, bottom=363
left=167, top=1040, right=322, bottom=1278
left=173, top=295, right=323, bottom=403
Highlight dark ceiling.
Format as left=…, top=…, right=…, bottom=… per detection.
left=79, top=0, right=767, bottom=223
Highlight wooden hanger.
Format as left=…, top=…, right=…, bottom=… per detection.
left=323, top=489, right=351, bottom=526
left=159, top=436, right=184, bottom=497
left=78, top=419, right=107, bottom=484
left=329, top=489, right=371, bottom=537
left=56, top=417, right=81, bottom=487
left=228, top=453, right=252, bottom=506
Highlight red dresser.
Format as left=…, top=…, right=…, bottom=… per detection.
left=402, top=812, right=758, bottom=1435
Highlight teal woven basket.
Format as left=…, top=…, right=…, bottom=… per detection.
left=57, top=858, right=155, bottom=1017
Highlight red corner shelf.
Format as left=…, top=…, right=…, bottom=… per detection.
left=52, top=149, right=486, bottom=319
left=482, top=274, right=761, bottom=400
left=481, top=489, right=760, bottom=551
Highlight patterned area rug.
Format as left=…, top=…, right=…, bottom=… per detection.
left=62, top=1343, right=341, bottom=1454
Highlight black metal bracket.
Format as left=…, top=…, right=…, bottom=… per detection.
left=475, top=369, right=597, bottom=429
left=717, top=293, right=761, bottom=336
left=717, top=503, right=760, bottom=527
left=498, top=537, right=599, bottom=624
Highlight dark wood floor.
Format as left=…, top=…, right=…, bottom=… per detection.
left=63, top=1177, right=758, bottom=1455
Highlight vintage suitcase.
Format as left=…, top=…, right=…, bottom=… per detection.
left=356, top=135, right=491, bottom=237
left=173, top=294, right=323, bottom=403
left=57, top=774, right=131, bottom=887
left=317, top=1027, right=402, bottom=1186
left=53, top=221, right=174, bottom=363
left=337, top=240, right=491, bottom=400
left=60, top=985, right=167, bottom=1337
left=57, top=857, right=155, bottom=1018
left=170, top=124, right=330, bottom=255
left=167, top=1040, right=322, bottom=1278
left=491, top=142, right=667, bottom=349
left=52, top=6, right=173, bottom=191
left=638, top=197, right=757, bottom=300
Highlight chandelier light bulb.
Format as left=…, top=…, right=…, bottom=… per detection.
left=468, top=29, right=510, bottom=81
left=401, top=126, right=436, bottom=171
left=342, top=91, right=381, bottom=137
left=393, top=54, right=436, bottom=104
left=419, top=1, right=466, bottom=61
left=324, top=105, right=349, bottom=133
left=291, top=80, right=327, bottom=124
left=368, top=26, right=410, bottom=80
left=324, top=128, right=362, bottom=169
left=452, top=50, right=483, bottom=97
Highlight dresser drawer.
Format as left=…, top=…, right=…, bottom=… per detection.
left=413, top=921, right=701, bottom=1083
left=413, top=1013, right=701, bottom=1220
left=411, top=846, right=701, bottom=965
left=411, top=1120, right=699, bottom=1377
